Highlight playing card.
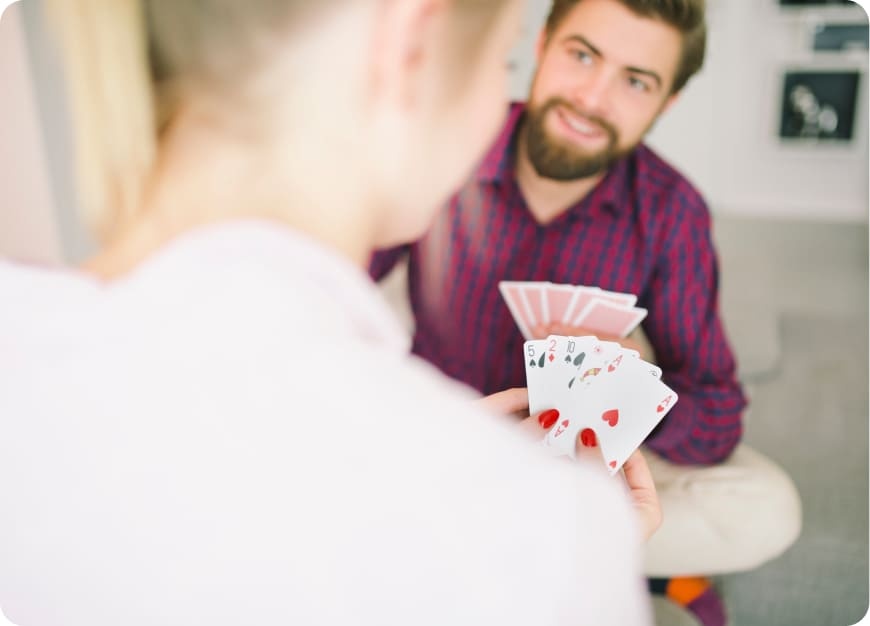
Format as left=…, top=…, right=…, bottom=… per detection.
left=579, top=356, right=678, bottom=474
left=534, top=336, right=671, bottom=468
left=568, top=286, right=604, bottom=326
left=572, top=299, right=648, bottom=338
left=544, top=283, right=581, bottom=325
left=524, top=339, right=553, bottom=416
left=567, top=338, right=625, bottom=392
left=525, top=334, right=584, bottom=416
left=521, top=283, right=547, bottom=332
left=546, top=335, right=602, bottom=394
left=588, top=289, right=638, bottom=308
left=499, top=281, right=537, bottom=340
left=644, top=362, right=663, bottom=378
left=539, top=337, right=627, bottom=457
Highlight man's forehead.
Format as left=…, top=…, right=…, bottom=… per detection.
left=550, top=0, right=682, bottom=83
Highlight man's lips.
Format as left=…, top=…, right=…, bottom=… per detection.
left=553, top=106, right=608, bottom=144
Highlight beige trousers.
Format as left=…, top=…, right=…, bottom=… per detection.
left=642, top=444, right=802, bottom=577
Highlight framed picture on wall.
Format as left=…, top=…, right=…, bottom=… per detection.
left=778, top=70, right=861, bottom=141
left=776, top=0, right=866, bottom=19
left=779, top=0, right=856, bottom=5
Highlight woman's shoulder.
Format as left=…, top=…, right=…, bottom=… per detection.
left=0, top=260, right=100, bottom=329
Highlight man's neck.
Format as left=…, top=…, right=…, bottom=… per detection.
left=514, top=124, right=606, bottom=226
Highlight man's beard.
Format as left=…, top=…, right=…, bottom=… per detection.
left=524, top=97, right=627, bottom=181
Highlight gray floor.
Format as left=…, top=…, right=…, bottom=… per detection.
left=712, top=217, right=869, bottom=626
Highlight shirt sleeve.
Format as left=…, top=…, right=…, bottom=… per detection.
left=641, top=192, right=747, bottom=465
left=369, top=245, right=410, bottom=282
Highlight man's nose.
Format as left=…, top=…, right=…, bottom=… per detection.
left=571, top=66, right=614, bottom=116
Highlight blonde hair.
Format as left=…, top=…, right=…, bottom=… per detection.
left=47, top=0, right=156, bottom=242
left=47, top=0, right=508, bottom=243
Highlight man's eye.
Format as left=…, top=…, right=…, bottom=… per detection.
left=574, top=50, right=593, bottom=64
left=628, top=76, right=650, bottom=92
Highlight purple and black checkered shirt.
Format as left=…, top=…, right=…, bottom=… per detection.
left=371, top=103, right=746, bottom=465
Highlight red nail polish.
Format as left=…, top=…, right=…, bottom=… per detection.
left=580, top=428, right=597, bottom=447
left=538, top=409, right=560, bottom=429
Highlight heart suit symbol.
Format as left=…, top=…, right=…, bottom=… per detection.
left=601, top=409, right=619, bottom=427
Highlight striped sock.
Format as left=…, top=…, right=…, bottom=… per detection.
left=648, top=577, right=726, bottom=626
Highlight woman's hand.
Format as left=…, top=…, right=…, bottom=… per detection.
left=476, top=387, right=530, bottom=420
left=518, top=404, right=663, bottom=541
left=478, top=388, right=662, bottom=540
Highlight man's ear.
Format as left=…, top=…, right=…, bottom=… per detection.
left=369, top=0, right=446, bottom=110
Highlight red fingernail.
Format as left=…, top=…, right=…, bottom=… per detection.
left=580, top=428, right=597, bottom=447
left=538, top=409, right=560, bottom=429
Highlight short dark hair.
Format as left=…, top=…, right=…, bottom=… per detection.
left=544, top=0, right=707, bottom=93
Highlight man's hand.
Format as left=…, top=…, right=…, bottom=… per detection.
left=531, top=323, right=656, bottom=364
left=620, top=449, right=662, bottom=541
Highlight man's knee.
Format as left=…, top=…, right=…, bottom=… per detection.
left=729, top=448, right=801, bottom=570
left=644, top=444, right=802, bottom=576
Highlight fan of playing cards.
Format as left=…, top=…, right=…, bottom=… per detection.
left=525, top=334, right=678, bottom=476
left=499, top=280, right=648, bottom=340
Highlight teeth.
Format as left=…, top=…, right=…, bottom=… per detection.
left=563, top=111, right=598, bottom=136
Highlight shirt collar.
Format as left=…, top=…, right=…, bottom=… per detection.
left=476, top=101, right=634, bottom=217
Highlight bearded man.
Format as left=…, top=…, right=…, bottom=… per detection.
left=371, top=2, right=801, bottom=624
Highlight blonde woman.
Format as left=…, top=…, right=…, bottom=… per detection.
left=0, top=1, right=656, bottom=624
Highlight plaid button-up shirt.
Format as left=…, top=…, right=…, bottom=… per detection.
left=372, top=103, right=746, bottom=464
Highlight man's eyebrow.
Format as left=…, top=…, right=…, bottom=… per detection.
left=562, top=34, right=602, bottom=58
left=562, top=34, right=664, bottom=88
left=626, top=66, right=663, bottom=88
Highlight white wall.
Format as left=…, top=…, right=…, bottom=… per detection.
left=0, top=1, right=62, bottom=263
left=508, top=0, right=870, bottom=222
left=3, top=1, right=868, bottom=268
